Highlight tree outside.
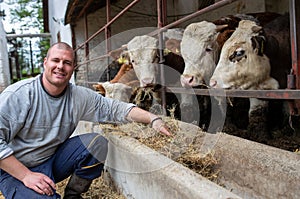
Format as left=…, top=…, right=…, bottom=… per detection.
left=3, top=0, right=50, bottom=82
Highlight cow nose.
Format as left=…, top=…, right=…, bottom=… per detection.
left=181, top=75, right=194, bottom=87
left=209, top=79, right=217, bottom=88
left=141, top=78, right=154, bottom=87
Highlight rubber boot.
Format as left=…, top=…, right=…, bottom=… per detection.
left=63, top=174, right=93, bottom=199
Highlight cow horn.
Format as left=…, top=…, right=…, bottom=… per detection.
left=216, top=24, right=228, bottom=32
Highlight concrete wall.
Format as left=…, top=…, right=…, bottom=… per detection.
left=75, top=120, right=300, bottom=198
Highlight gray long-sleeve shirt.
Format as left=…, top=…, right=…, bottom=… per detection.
left=0, top=74, right=135, bottom=167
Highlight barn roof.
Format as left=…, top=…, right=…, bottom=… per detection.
left=64, top=0, right=107, bottom=25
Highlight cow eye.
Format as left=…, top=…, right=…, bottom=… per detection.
left=131, top=59, right=135, bottom=63
left=229, top=50, right=246, bottom=63
left=206, top=47, right=213, bottom=52
left=236, top=50, right=245, bottom=57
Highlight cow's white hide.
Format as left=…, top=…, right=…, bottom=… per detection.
left=210, top=20, right=279, bottom=90
left=101, top=81, right=133, bottom=103
left=127, top=35, right=158, bottom=88
left=180, top=21, right=220, bottom=87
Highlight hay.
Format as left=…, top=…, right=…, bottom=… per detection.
left=101, top=116, right=220, bottom=184
left=56, top=173, right=125, bottom=199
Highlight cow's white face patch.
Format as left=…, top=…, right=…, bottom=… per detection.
left=210, top=20, right=279, bottom=90
left=180, top=21, right=220, bottom=87
left=127, top=35, right=158, bottom=87
left=102, top=82, right=133, bottom=102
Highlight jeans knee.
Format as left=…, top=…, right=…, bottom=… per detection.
left=83, top=133, right=108, bottom=163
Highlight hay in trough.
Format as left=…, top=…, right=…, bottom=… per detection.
left=100, top=116, right=220, bottom=184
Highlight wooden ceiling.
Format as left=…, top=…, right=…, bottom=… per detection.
left=64, top=0, right=106, bottom=25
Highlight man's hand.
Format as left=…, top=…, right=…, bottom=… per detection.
left=151, top=117, right=172, bottom=136
left=22, top=171, right=56, bottom=196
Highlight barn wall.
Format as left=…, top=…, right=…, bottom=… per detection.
left=73, top=0, right=289, bottom=86
left=73, top=0, right=200, bottom=86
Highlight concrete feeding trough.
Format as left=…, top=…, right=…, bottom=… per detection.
left=75, top=121, right=300, bottom=198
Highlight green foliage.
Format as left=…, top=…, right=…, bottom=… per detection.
left=6, top=0, right=50, bottom=80
left=8, top=0, right=43, bottom=31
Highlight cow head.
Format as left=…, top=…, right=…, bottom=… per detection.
left=210, top=20, right=279, bottom=90
left=127, top=35, right=159, bottom=88
left=101, top=81, right=133, bottom=102
left=180, top=21, right=226, bottom=88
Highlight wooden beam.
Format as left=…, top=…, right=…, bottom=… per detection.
left=78, top=0, right=94, bottom=19
left=66, top=0, right=80, bottom=24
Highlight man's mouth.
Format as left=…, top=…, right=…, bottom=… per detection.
left=53, top=71, right=66, bottom=78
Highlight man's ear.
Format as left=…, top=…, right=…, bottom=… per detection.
left=43, top=57, right=48, bottom=69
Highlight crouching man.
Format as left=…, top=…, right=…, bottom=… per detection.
left=0, top=42, right=171, bottom=199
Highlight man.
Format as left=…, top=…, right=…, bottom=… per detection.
left=0, top=42, right=171, bottom=199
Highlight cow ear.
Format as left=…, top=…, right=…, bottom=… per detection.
left=251, top=35, right=266, bottom=56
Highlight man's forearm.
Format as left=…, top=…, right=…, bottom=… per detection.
left=126, top=107, right=158, bottom=124
left=0, top=155, right=31, bottom=181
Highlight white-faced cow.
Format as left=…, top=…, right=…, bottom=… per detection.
left=179, top=13, right=283, bottom=132
left=210, top=14, right=292, bottom=142
left=96, top=30, right=186, bottom=116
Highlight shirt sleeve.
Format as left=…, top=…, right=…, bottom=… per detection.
left=72, top=85, right=136, bottom=124
left=0, top=91, right=28, bottom=160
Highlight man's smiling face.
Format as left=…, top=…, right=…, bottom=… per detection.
left=42, top=44, right=74, bottom=94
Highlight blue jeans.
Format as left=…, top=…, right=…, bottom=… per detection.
left=0, top=133, right=108, bottom=199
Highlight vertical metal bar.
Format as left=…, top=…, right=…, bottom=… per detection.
left=157, top=0, right=167, bottom=115
left=106, top=0, right=112, bottom=81
left=290, top=0, right=300, bottom=88
left=84, top=13, right=89, bottom=85
left=289, top=0, right=300, bottom=114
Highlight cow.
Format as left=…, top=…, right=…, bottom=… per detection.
left=93, top=62, right=139, bottom=102
left=180, top=12, right=281, bottom=87
left=179, top=13, right=283, bottom=133
left=209, top=13, right=293, bottom=142
left=94, top=30, right=184, bottom=110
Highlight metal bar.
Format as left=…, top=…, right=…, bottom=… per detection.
left=166, top=87, right=300, bottom=99
left=149, top=0, right=239, bottom=37
left=74, top=0, right=140, bottom=51
left=84, top=13, right=90, bottom=84
left=290, top=0, right=300, bottom=88
left=106, top=0, right=112, bottom=81
left=157, top=0, right=167, bottom=115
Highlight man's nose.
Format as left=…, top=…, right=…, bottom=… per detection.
left=57, top=61, right=63, bottom=69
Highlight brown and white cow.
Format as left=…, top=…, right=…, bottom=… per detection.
left=95, top=31, right=185, bottom=109
left=210, top=14, right=292, bottom=141
left=180, top=12, right=281, bottom=88
left=179, top=13, right=284, bottom=132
